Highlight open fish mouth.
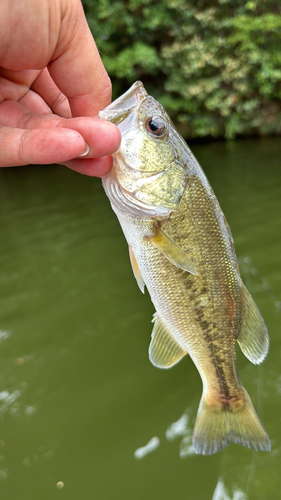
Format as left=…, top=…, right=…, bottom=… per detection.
left=99, top=81, right=147, bottom=126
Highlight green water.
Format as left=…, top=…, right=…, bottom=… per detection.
left=0, top=138, right=280, bottom=500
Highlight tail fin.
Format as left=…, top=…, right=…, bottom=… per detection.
left=193, top=388, right=271, bottom=455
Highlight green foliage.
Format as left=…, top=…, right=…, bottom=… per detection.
left=83, top=0, right=281, bottom=139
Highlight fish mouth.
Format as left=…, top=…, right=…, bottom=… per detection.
left=99, top=81, right=147, bottom=125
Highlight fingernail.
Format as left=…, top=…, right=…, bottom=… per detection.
left=78, top=143, right=90, bottom=157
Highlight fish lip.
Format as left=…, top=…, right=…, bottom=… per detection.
left=99, top=81, right=147, bottom=124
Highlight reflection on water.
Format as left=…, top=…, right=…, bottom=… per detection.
left=212, top=478, right=247, bottom=500
left=134, top=436, right=160, bottom=459
left=0, top=138, right=280, bottom=499
left=166, top=410, right=195, bottom=458
left=0, top=331, right=11, bottom=343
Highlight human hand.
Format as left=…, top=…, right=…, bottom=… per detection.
left=0, top=0, right=121, bottom=176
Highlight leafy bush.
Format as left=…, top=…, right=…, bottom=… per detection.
left=83, top=0, right=281, bottom=139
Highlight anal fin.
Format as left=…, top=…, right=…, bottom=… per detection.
left=237, top=283, right=269, bottom=365
left=147, top=225, right=198, bottom=275
left=149, top=313, right=188, bottom=368
left=129, top=245, right=145, bottom=293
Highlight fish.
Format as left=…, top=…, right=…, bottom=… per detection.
left=99, top=81, right=270, bottom=455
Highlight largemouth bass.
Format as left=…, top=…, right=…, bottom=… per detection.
left=100, top=81, right=270, bottom=455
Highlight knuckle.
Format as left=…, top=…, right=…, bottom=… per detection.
left=52, top=93, right=71, bottom=117
left=17, top=130, right=30, bottom=164
left=18, top=111, right=33, bottom=130
left=99, top=74, right=112, bottom=100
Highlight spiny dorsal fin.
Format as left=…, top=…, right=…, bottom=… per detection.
left=147, top=225, right=198, bottom=275
left=237, top=283, right=269, bottom=365
left=128, top=245, right=145, bottom=293
left=149, top=313, right=188, bottom=368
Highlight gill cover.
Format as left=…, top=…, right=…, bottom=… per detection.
left=100, top=81, right=188, bottom=217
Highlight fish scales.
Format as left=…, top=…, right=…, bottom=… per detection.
left=118, top=176, right=242, bottom=400
left=100, top=81, right=270, bottom=455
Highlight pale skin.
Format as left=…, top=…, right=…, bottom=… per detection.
left=0, top=0, right=121, bottom=176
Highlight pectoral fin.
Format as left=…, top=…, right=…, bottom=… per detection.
left=129, top=245, right=145, bottom=293
left=147, top=226, right=198, bottom=275
left=237, top=284, right=269, bottom=365
left=149, top=313, right=188, bottom=368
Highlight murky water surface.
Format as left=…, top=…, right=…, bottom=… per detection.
left=0, top=138, right=280, bottom=499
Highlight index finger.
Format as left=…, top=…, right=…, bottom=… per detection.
left=48, top=0, right=111, bottom=118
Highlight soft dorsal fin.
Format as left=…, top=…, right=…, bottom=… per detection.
left=128, top=245, right=145, bottom=293
left=149, top=313, right=188, bottom=368
left=146, top=225, right=198, bottom=275
left=237, top=284, right=269, bottom=365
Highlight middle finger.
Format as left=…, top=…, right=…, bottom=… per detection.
left=31, top=68, right=72, bottom=119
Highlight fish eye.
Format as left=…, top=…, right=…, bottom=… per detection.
left=145, top=116, right=167, bottom=137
